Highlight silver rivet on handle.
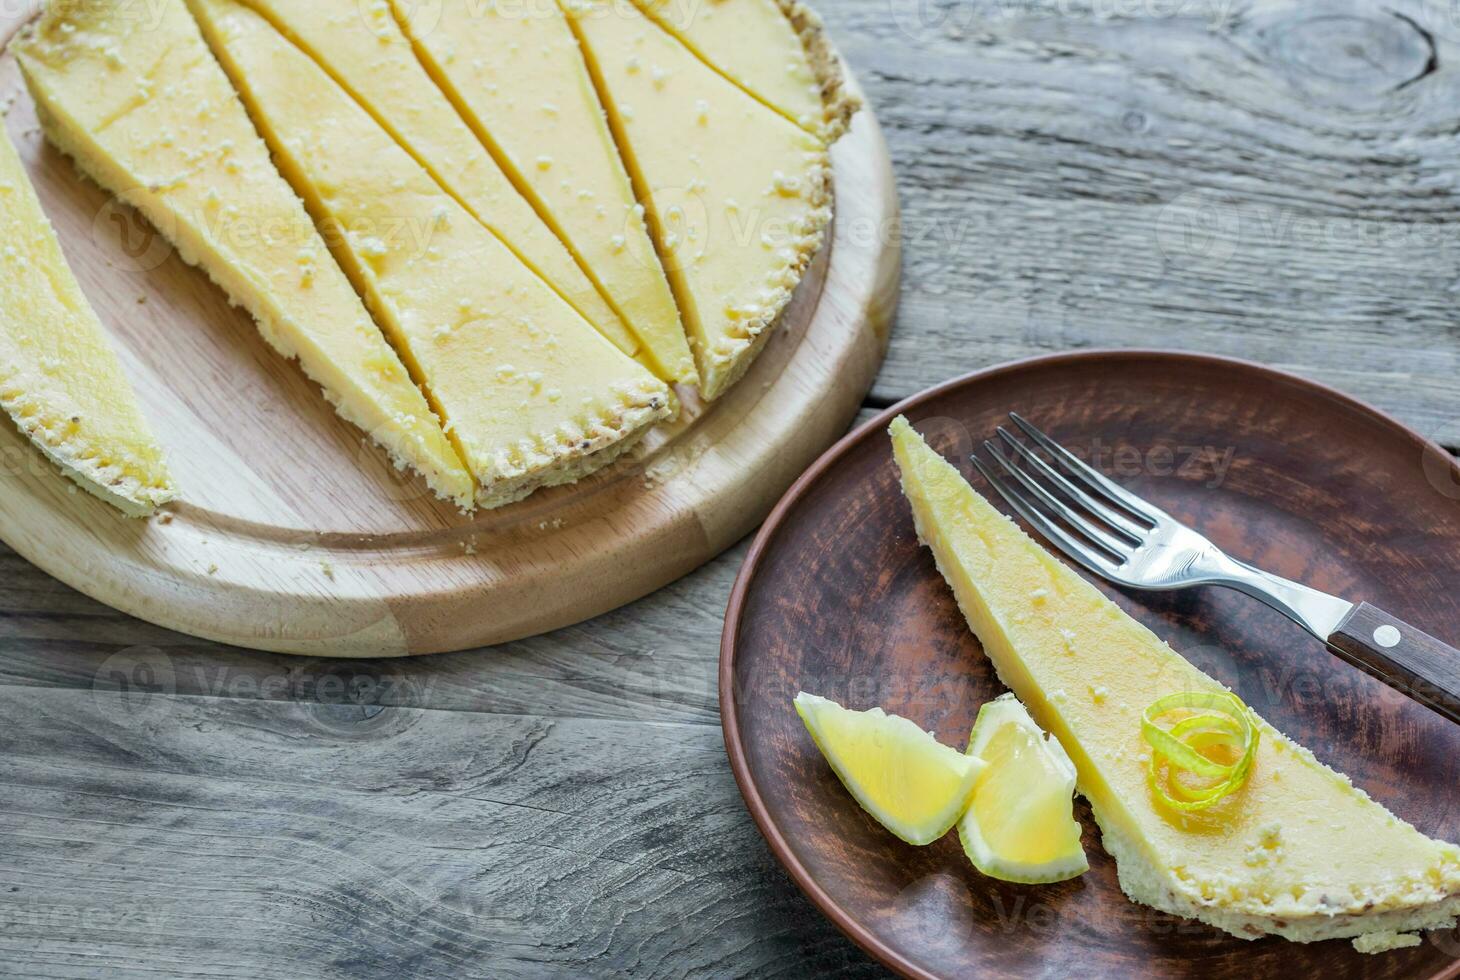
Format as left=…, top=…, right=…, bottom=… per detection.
left=1374, top=625, right=1402, bottom=649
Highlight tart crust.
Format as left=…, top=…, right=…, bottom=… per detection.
left=774, top=0, right=862, bottom=142
left=0, top=385, right=175, bottom=517
left=700, top=159, right=833, bottom=400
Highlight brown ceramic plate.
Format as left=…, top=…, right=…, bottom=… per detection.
left=721, top=350, right=1460, bottom=979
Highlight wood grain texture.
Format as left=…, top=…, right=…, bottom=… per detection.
left=724, top=352, right=1460, bottom=979
left=1329, top=602, right=1460, bottom=725
left=826, top=0, right=1460, bottom=444
left=0, top=9, right=898, bottom=656
left=0, top=685, right=884, bottom=979
left=4, top=0, right=1460, bottom=975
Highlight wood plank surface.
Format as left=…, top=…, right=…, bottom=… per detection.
left=843, top=0, right=1460, bottom=446
left=4, top=0, right=1460, bottom=976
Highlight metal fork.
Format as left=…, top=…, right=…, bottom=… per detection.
left=971, top=414, right=1460, bottom=726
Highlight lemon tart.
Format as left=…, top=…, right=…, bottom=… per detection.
left=226, top=0, right=647, bottom=375
left=628, top=0, right=859, bottom=141
left=391, top=0, right=697, bottom=390
left=565, top=0, right=835, bottom=400
left=15, top=0, right=474, bottom=510
left=889, top=416, right=1460, bottom=947
left=0, top=125, right=174, bottom=517
left=191, top=0, right=671, bottom=508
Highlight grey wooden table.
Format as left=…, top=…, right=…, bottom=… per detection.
left=5, top=0, right=1460, bottom=976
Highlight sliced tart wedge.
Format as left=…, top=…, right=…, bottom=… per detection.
left=627, top=0, right=859, bottom=141
left=795, top=692, right=985, bottom=846
left=190, top=0, right=671, bottom=509
left=14, top=0, right=474, bottom=510
left=0, top=125, right=174, bottom=517
left=227, top=0, right=649, bottom=378
left=565, top=0, right=833, bottom=400
left=889, top=415, right=1460, bottom=947
left=388, top=0, right=697, bottom=389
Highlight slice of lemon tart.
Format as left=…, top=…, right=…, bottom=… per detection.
left=565, top=0, right=836, bottom=400
left=226, top=0, right=649, bottom=379
left=391, top=0, right=698, bottom=390
left=14, top=0, right=474, bottom=510
left=191, top=0, right=671, bottom=508
left=628, top=0, right=860, bottom=142
left=0, top=125, right=174, bottom=517
left=889, top=416, right=1460, bottom=948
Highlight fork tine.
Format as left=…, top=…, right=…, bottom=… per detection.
left=1008, top=413, right=1162, bottom=525
left=971, top=454, right=1122, bottom=579
left=984, top=442, right=1133, bottom=561
left=994, top=427, right=1147, bottom=545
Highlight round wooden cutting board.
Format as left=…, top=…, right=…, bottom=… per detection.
left=721, top=351, right=1460, bottom=980
left=0, top=9, right=899, bottom=656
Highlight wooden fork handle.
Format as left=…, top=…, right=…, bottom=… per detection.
left=1328, top=603, right=1460, bottom=726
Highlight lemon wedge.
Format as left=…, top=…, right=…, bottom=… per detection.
left=959, top=694, right=1089, bottom=883
left=794, top=693, right=986, bottom=846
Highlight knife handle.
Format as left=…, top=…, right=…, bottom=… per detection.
left=1328, top=603, right=1460, bottom=726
